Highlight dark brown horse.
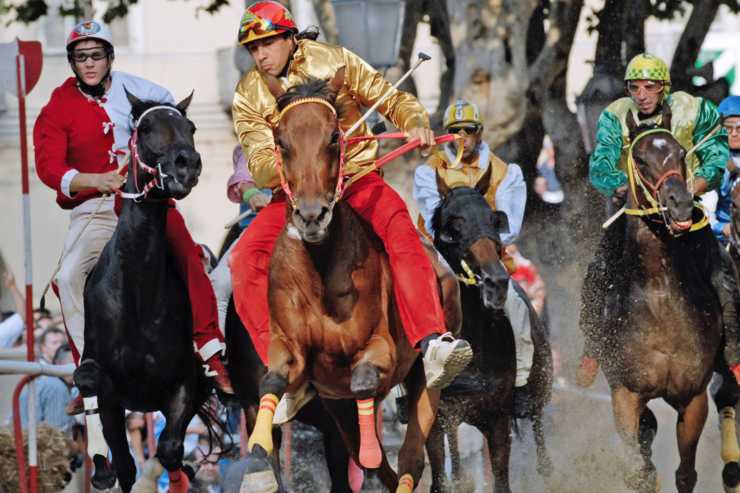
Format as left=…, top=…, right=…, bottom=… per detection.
left=583, top=111, right=740, bottom=493
left=240, top=69, right=441, bottom=493
left=426, top=169, right=553, bottom=493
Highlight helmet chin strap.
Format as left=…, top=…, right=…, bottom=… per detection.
left=73, top=60, right=112, bottom=99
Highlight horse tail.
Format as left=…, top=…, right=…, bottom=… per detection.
left=193, top=397, right=234, bottom=462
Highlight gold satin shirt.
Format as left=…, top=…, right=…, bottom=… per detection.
left=232, top=39, right=430, bottom=189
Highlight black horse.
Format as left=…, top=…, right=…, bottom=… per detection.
left=75, top=91, right=211, bottom=492
left=428, top=167, right=553, bottom=493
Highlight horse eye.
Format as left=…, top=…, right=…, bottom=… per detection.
left=330, top=131, right=340, bottom=146
left=439, top=229, right=458, bottom=244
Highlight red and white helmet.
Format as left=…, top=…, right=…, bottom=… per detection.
left=66, top=20, right=114, bottom=51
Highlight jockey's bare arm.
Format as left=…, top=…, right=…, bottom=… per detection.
left=70, top=169, right=126, bottom=194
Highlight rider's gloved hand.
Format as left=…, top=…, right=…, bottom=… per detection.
left=611, top=185, right=628, bottom=207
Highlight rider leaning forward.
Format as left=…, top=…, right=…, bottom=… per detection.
left=577, top=53, right=737, bottom=386
left=413, top=99, right=535, bottom=418
left=712, top=96, right=740, bottom=245
left=229, top=0, right=473, bottom=416
left=33, top=21, right=234, bottom=421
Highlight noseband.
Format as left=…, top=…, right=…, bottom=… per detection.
left=625, top=127, right=707, bottom=233
left=118, top=105, right=184, bottom=202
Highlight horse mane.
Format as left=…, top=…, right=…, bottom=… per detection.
left=276, top=78, right=341, bottom=115
left=129, top=100, right=186, bottom=122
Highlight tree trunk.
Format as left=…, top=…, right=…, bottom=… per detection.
left=670, top=0, right=720, bottom=91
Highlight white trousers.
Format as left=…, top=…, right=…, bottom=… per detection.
left=55, top=197, right=117, bottom=358
left=210, top=231, right=242, bottom=332
left=504, top=279, right=535, bottom=387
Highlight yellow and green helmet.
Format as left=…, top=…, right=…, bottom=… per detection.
left=625, top=53, right=671, bottom=89
left=443, top=99, right=483, bottom=129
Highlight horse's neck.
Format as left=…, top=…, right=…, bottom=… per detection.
left=116, top=183, right=170, bottom=287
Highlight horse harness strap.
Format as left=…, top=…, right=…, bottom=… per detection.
left=458, top=259, right=481, bottom=286
left=625, top=127, right=709, bottom=234
left=118, top=105, right=184, bottom=202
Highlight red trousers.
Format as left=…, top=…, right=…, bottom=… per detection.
left=230, top=172, right=445, bottom=365
left=165, top=207, right=224, bottom=358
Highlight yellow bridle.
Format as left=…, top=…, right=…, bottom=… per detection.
left=624, top=127, right=708, bottom=233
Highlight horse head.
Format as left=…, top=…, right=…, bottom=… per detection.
left=432, top=165, right=510, bottom=310
left=124, top=88, right=201, bottom=200
left=626, top=105, right=693, bottom=234
left=264, top=69, right=345, bottom=244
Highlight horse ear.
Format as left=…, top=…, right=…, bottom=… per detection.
left=327, top=67, right=345, bottom=100
left=124, top=85, right=143, bottom=108
left=436, top=170, right=451, bottom=200
left=660, top=103, right=672, bottom=131
left=626, top=111, right=639, bottom=140
left=492, top=210, right=510, bottom=236
left=264, top=74, right=285, bottom=100
left=475, top=164, right=492, bottom=196
left=176, top=91, right=194, bottom=115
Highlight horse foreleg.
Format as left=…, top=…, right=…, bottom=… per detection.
left=712, top=370, right=740, bottom=492
left=396, top=360, right=441, bottom=493
left=612, top=387, right=656, bottom=493
left=242, top=338, right=295, bottom=493
left=158, top=383, right=198, bottom=493
left=484, top=414, right=512, bottom=493
left=351, top=334, right=392, bottom=469
left=675, top=392, right=708, bottom=493
left=97, top=403, right=137, bottom=492
left=426, top=414, right=449, bottom=493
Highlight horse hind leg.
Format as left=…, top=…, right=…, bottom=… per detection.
left=426, top=415, right=450, bottom=493
left=396, top=360, right=441, bottom=493
left=674, top=392, right=708, bottom=493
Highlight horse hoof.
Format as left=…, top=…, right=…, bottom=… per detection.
left=723, top=462, right=740, bottom=492
left=91, top=454, right=117, bottom=491
left=241, top=445, right=278, bottom=493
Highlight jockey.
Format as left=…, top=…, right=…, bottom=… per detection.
left=33, top=20, right=234, bottom=424
left=712, top=96, right=740, bottom=245
left=577, top=53, right=735, bottom=386
left=230, top=0, right=473, bottom=415
left=413, top=99, right=534, bottom=417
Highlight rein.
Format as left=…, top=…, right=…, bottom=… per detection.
left=624, top=127, right=707, bottom=234
left=273, top=97, right=463, bottom=209
left=118, top=105, right=183, bottom=201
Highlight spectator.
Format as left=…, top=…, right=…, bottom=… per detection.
left=535, top=136, right=564, bottom=204
left=191, top=445, right=223, bottom=493
left=38, top=326, right=66, bottom=364
left=0, top=271, right=25, bottom=348
left=18, top=344, right=75, bottom=431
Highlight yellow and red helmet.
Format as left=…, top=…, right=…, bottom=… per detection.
left=238, top=1, right=298, bottom=46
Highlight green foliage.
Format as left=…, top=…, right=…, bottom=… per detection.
left=1, top=0, right=233, bottom=25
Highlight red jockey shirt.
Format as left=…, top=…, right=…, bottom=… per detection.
left=33, top=73, right=174, bottom=209
left=34, top=78, right=116, bottom=209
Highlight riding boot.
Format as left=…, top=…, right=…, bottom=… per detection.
left=713, top=247, right=740, bottom=384
left=513, top=384, right=533, bottom=419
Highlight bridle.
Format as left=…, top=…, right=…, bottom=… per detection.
left=625, top=127, right=707, bottom=234
left=273, top=97, right=463, bottom=210
left=118, top=105, right=184, bottom=202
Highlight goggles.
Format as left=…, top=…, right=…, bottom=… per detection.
left=447, top=124, right=482, bottom=135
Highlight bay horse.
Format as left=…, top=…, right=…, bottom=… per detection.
left=240, top=69, right=441, bottom=493
left=427, top=167, right=553, bottom=493
left=75, top=91, right=212, bottom=492
left=582, top=110, right=740, bottom=492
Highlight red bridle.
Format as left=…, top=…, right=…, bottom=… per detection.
left=118, top=105, right=183, bottom=202
left=273, top=98, right=459, bottom=209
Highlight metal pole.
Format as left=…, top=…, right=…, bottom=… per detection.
left=17, top=50, right=38, bottom=493
left=12, top=374, right=37, bottom=493
left=0, top=360, right=75, bottom=376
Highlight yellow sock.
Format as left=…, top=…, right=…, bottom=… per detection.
left=248, top=394, right=279, bottom=454
left=396, top=473, right=414, bottom=493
